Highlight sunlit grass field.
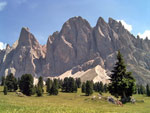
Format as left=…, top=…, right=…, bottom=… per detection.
left=0, top=86, right=149, bottom=113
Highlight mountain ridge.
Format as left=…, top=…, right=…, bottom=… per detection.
left=1, top=16, right=150, bottom=85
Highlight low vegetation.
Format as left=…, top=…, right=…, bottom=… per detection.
left=0, top=86, right=150, bottom=113
left=0, top=51, right=150, bottom=112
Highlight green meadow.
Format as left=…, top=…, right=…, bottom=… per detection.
left=0, top=86, right=149, bottom=113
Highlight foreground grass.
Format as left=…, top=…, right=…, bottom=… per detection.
left=0, top=86, right=149, bottom=113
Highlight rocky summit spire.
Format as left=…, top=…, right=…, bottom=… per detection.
left=18, top=27, right=39, bottom=47
left=96, top=17, right=107, bottom=27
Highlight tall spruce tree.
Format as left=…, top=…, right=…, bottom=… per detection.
left=108, top=51, right=136, bottom=103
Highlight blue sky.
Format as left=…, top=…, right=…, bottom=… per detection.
left=0, top=0, right=150, bottom=49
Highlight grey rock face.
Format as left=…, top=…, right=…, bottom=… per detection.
left=44, top=16, right=98, bottom=76
left=0, top=27, right=45, bottom=77
left=1, top=16, right=150, bottom=85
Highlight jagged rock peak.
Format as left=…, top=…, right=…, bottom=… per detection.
left=22, top=27, right=30, bottom=32
left=18, top=27, right=39, bottom=47
left=6, top=44, right=10, bottom=50
left=108, top=17, right=120, bottom=26
left=63, top=16, right=85, bottom=26
left=68, top=16, right=86, bottom=22
left=108, top=18, right=125, bottom=33
left=96, top=17, right=107, bottom=26
left=61, top=16, right=91, bottom=31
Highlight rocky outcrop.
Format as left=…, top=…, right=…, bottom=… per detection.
left=1, top=16, right=150, bottom=85
left=44, top=16, right=98, bottom=76
left=0, top=27, right=45, bottom=77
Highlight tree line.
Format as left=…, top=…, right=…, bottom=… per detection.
left=136, top=84, right=150, bottom=96
left=1, top=73, right=109, bottom=97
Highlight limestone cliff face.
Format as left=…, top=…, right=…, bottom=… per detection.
left=1, top=17, right=150, bottom=85
left=0, top=27, right=45, bottom=77
left=44, top=16, right=99, bottom=76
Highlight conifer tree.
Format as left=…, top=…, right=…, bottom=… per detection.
left=146, top=84, right=150, bottom=96
left=38, top=76, right=44, bottom=91
left=74, top=82, right=78, bottom=92
left=99, top=81, right=104, bottom=92
left=62, top=77, right=77, bottom=93
left=5, top=73, right=18, bottom=91
left=76, top=78, right=81, bottom=88
left=19, top=74, right=33, bottom=96
left=108, top=51, right=136, bottom=103
left=46, top=78, right=52, bottom=93
left=62, top=77, right=69, bottom=92
left=68, top=77, right=76, bottom=92
left=58, top=78, right=63, bottom=89
left=139, top=85, right=146, bottom=94
left=53, top=79, right=59, bottom=89
left=103, top=84, right=108, bottom=93
left=82, top=82, right=86, bottom=93
left=36, top=85, right=43, bottom=97
left=85, top=81, right=93, bottom=96
left=136, top=84, right=140, bottom=94
left=14, top=78, right=18, bottom=91
left=50, top=81, right=58, bottom=95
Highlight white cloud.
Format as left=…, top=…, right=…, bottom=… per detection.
left=0, top=42, right=6, bottom=50
left=138, top=30, right=150, bottom=40
left=117, top=20, right=132, bottom=32
left=0, top=1, right=7, bottom=11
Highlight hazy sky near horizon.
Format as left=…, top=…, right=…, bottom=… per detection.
left=1, top=0, right=150, bottom=49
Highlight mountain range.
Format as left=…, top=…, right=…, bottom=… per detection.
left=1, top=16, right=150, bottom=85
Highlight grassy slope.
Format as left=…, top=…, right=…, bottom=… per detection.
left=0, top=86, right=149, bottom=113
